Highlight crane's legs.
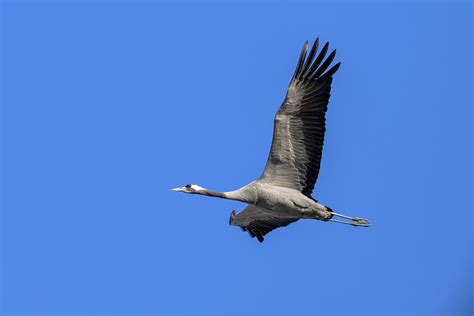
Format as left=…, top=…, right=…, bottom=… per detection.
left=329, top=211, right=371, bottom=227
left=329, top=219, right=370, bottom=227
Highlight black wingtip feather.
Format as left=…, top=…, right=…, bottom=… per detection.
left=292, top=41, right=309, bottom=80
left=306, top=41, right=329, bottom=79
left=300, top=38, right=319, bottom=78
left=319, top=62, right=341, bottom=81
left=229, top=210, right=236, bottom=225
left=312, top=49, right=337, bottom=79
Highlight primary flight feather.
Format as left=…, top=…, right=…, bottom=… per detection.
left=172, top=37, right=370, bottom=243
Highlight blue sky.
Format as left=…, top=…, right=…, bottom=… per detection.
left=2, top=1, right=472, bottom=315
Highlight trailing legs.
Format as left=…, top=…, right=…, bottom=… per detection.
left=329, top=211, right=371, bottom=227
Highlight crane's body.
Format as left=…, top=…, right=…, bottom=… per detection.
left=172, top=37, right=370, bottom=242
left=237, top=182, right=330, bottom=219
left=202, top=181, right=331, bottom=219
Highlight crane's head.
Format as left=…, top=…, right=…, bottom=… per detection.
left=171, top=184, right=206, bottom=194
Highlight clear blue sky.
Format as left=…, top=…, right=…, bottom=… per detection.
left=2, top=1, right=472, bottom=315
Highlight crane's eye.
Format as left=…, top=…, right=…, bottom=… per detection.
left=185, top=184, right=192, bottom=189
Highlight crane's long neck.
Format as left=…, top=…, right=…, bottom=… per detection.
left=197, top=186, right=256, bottom=204
left=199, top=189, right=227, bottom=199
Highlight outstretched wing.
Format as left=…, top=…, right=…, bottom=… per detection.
left=258, top=38, right=341, bottom=198
left=229, top=205, right=299, bottom=243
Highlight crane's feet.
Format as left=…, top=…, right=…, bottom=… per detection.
left=353, top=217, right=370, bottom=224
left=329, top=218, right=371, bottom=227
left=350, top=219, right=371, bottom=227
left=328, top=211, right=371, bottom=227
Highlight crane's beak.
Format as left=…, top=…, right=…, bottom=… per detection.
left=171, top=187, right=184, bottom=192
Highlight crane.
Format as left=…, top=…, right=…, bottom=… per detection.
left=172, top=38, right=370, bottom=242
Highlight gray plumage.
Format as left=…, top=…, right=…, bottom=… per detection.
left=172, top=38, right=370, bottom=243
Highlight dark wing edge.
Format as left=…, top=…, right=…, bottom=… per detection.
left=293, top=38, right=341, bottom=84
left=259, top=38, right=341, bottom=198
left=229, top=206, right=299, bottom=243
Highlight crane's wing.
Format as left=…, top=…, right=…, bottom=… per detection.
left=229, top=205, right=299, bottom=243
left=258, top=39, right=341, bottom=198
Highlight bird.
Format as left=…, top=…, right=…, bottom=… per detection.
left=172, top=37, right=370, bottom=243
